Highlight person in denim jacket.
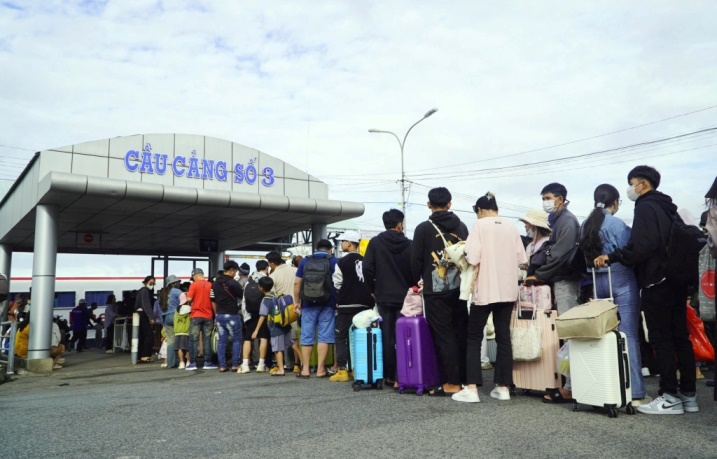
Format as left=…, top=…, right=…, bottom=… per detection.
left=580, top=183, right=647, bottom=404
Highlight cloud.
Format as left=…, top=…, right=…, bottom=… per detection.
left=1, top=1, right=716, bottom=274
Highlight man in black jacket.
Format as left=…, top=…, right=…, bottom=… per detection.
left=363, top=209, right=412, bottom=385
left=411, top=188, right=469, bottom=396
left=210, top=261, right=244, bottom=372
left=595, top=165, right=697, bottom=415
left=331, top=231, right=375, bottom=382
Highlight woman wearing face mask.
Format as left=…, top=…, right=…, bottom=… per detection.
left=579, top=184, right=647, bottom=404
left=519, top=209, right=552, bottom=278
left=135, top=275, right=157, bottom=363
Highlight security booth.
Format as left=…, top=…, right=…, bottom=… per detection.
left=0, top=134, right=364, bottom=372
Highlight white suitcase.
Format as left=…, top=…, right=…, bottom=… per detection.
left=569, top=330, right=636, bottom=418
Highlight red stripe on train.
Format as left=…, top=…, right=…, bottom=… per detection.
left=10, top=276, right=156, bottom=281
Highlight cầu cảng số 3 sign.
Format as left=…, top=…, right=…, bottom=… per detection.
left=123, top=143, right=275, bottom=186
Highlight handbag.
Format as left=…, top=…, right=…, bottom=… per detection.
left=556, top=267, right=619, bottom=340
left=510, top=302, right=542, bottom=361
left=400, top=286, right=424, bottom=317
left=686, top=304, right=715, bottom=362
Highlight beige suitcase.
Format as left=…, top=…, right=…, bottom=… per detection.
left=511, top=309, right=560, bottom=394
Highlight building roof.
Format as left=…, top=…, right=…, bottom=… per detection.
left=0, top=134, right=364, bottom=255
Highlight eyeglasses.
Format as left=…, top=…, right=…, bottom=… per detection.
left=618, top=199, right=623, bottom=206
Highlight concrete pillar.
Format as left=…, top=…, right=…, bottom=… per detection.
left=27, top=204, right=58, bottom=372
left=163, top=255, right=169, bottom=284
left=311, top=223, right=328, bottom=252
left=211, top=251, right=225, bottom=277
left=0, top=244, right=11, bottom=322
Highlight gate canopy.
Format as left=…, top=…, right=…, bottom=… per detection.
left=0, top=134, right=364, bottom=255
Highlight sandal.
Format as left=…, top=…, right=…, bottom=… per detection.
left=316, top=373, right=329, bottom=379
left=428, top=386, right=458, bottom=397
left=271, top=372, right=286, bottom=377
left=296, top=373, right=310, bottom=379
left=543, top=389, right=575, bottom=404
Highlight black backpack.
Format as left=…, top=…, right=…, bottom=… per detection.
left=662, top=212, right=707, bottom=285
left=0, top=273, right=7, bottom=303
left=301, top=256, right=333, bottom=303
left=243, top=277, right=264, bottom=315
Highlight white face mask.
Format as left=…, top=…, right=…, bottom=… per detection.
left=542, top=200, right=558, bottom=214
left=627, top=185, right=640, bottom=202
left=526, top=228, right=536, bottom=239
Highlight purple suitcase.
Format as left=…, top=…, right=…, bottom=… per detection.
left=396, top=316, right=441, bottom=395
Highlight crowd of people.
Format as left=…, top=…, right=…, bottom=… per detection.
left=7, top=165, right=716, bottom=418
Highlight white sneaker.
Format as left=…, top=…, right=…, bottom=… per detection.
left=237, top=365, right=251, bottom=374
left=255, top=363, right=267, bottom=373
left=178, top=362, right=186, bottom=370
left=677, top=392, right=699, bottom=413
left=636, top=394, right=684, bottom=415
left=451, top=387, right=480, bottom=403
left=631, top=396, right=652, bottom=407
left=490, top=386, right=510, bottom=401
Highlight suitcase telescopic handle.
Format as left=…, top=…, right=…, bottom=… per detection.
left=591, top=264, right=613, bottom=300
left=623, top=353, right=631, bottom=390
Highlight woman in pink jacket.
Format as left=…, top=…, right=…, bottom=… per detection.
left=452, top=193, right=527, bottom=403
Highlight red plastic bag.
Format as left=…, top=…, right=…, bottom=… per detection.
left=686, top=305, right=715, bottom=362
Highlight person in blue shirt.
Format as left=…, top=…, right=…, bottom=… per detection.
left=580, top=183, right=647, bottom=404
left=293, top=239, right=338, bottom=379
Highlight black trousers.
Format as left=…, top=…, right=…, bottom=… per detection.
left=138, top=312, right=154, bottom=359
left=424, top=291, right=468, bottom=385
left=641, top=280, right=695, bottom=395
left=335, top=307, right=368, bottom=369
left=70, top=330, right=87, bottom=351
left=466, top=302, right=513, bottom=386
left=377, top=304, right=402, bottom=382
left=104, top=324, right=114, bottom=350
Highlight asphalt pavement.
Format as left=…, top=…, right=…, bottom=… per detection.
left=1, top=351, right=715, bottom=459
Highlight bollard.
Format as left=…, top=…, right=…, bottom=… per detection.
left=131, top=312, right=139, bottom=365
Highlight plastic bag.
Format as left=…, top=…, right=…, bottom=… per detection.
left=686, top=304, right=715, bottom=362
left=352, top=309, right=382, bottom=329
left=557, top=342, right=570, bottom=377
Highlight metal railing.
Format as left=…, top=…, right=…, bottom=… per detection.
left=0, top=320, right=17, bottom=375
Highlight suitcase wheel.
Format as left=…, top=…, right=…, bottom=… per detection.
left=625, top=404, right=636, bottom=415
left=376, top=380, right=384, bottom=390
left=414, top=388, right=422, bottom=396
left=607, top=407, right=618, bottom=418
left=352, top=383, right=361, bottom=392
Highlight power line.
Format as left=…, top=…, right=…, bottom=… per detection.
left=408, top=126, right=717, bottom=180
left=411, top=103, right=717, bottom=173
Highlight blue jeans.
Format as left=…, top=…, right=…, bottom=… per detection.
left=216, top=314, right=243, bottom=368
left=594, top=269, right=646, bottom=399
left=190, top=317, right=214, bottom=364
left=163, top=324, right=176, bottom=368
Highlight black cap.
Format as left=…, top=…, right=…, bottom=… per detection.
left=239, top=263, right=250, bottom=275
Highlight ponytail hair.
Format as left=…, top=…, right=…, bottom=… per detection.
left=580, top=184, right=620, bottom=264
left=158, top=286, right=170, bottom=312
left=474, top=192, right=499, bottom=212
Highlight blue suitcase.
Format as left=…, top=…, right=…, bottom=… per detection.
left=351, top=326, right=384, bottom=391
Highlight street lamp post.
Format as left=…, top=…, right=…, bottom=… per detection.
left=369, top=108, right=438, bottom=231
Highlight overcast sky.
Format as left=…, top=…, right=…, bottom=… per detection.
left=1, top=1, right=716, bottom=276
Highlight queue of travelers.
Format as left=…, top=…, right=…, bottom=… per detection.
left=8, top=165, right=715, bottom=418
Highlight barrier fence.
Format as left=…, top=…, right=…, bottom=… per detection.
left=0, top=320, right=17, bottom=375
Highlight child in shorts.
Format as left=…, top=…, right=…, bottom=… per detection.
left=173, top=290, right=191, bottom=369
left=257, top=276, right=293, bottom=376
